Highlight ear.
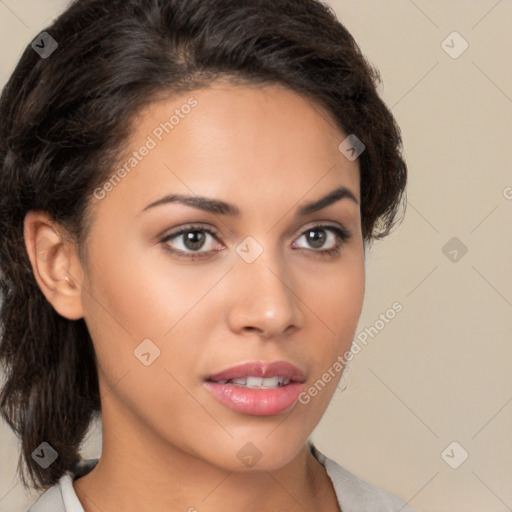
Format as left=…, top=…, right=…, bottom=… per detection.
left=24, top=211, right=85, bottom=320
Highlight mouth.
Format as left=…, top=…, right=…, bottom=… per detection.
left=204, top=361, right=306, bottom=416
left=212, top=376, right=292, bottom=388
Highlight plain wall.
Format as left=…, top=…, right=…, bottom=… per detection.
left=0, top=1, right=511, bottom=511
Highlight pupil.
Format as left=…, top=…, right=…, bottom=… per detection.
left=185, top=230, right=205, bottom=250
left=307, top=229, right=325, bottom=248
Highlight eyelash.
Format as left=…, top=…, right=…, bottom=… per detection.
left=160, top=223, right=351, bottom=261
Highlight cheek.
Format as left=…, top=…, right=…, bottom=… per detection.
left=80, top=234, right=228, bottom=390
left=308, top=248, right=365, bottom=339
left=83, top=233, right=220, bottom=337
left=334, top=262, right=365, bottom=342
left=300, top=247, right=365, bottom=388
left=79, top=240, right=216, bottom=439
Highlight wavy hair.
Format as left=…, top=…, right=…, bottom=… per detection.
left=0, top=0, right=407, bottom=491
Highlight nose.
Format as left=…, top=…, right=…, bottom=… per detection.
left=225, top=248, right=304, bottom=340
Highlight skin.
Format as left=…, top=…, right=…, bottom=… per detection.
left=24, top=80, right=365, bottom=512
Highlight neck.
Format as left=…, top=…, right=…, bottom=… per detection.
left=75, top=445, right=337, bottom=512
left=73, top=386, right=339, bottom=512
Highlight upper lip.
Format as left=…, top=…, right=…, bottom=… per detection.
left=206, top=361, right=306, bottom=383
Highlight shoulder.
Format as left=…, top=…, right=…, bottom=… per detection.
left=311, top=444, right=419, bottom=512
left=26, top=483, right=66, bottom=512
left=26, top=458, right=99, bottom=512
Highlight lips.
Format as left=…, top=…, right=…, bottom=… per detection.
left=206, top=361, right=306, bottom=384
left=204, top=361, right=306, bottom=416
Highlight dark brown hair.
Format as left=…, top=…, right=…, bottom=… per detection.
left=0, top=0, right=406, bottom=491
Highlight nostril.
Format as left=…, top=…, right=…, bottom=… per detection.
left=244, top=326, right=258, bottom=333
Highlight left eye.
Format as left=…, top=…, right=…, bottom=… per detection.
left=292, top=225, right=349, bottom=251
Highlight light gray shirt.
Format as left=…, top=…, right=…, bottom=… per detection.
left=27, top=444, right=418, bottom=511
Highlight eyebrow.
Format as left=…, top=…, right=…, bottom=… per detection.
left=141, top=185, right=358, bottom=217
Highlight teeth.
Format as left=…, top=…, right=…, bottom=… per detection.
left=248, top=376, right=266, bottom=388
left=217, top=376, right=291, bottom=388
left=231, top=378, right=248, bottom=386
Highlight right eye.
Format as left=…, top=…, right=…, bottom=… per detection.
left=160, top=225, right=225, bottom=259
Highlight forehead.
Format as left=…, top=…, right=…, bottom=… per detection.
left=142, top=80, right=349, bottom=160
left=89, top=81, right=360, bottom=221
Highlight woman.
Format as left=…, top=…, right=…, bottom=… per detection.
left=0, top=0, right=416, bottom=510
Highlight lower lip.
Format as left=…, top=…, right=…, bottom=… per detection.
left=204, top=381, right=305, bottom=416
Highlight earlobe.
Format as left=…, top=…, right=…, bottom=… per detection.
left=23, top=211, right=85, bottom=320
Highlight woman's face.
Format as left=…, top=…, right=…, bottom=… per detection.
left=78, top=81, right=365, bottom=471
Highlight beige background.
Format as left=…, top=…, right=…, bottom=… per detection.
left=1, top=1, right=511, bottom=511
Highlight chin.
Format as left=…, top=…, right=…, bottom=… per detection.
left=194, top=428, right=312, bottom=473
